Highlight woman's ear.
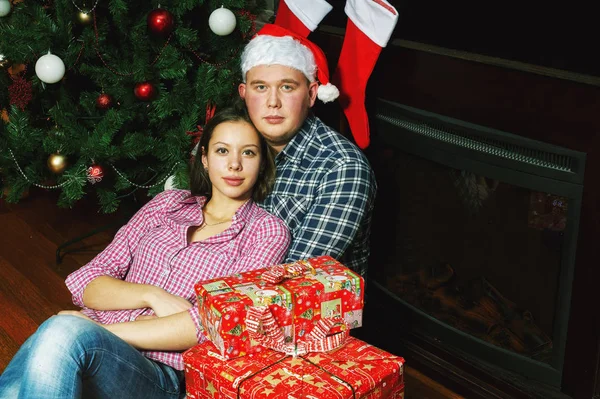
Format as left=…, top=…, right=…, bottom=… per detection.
left=201, top=146, right=209, bottom=170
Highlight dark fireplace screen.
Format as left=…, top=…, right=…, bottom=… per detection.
left=381, top=152, right=564, bottom=363
left=367, top=100, right=585, bottom=387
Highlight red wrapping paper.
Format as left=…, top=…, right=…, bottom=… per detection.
left=184, top=337, right=405, bottom=399
left=195, top=256, right=364, bottom=358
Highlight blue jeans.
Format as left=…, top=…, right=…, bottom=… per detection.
left=0, top=315, right=185, bottom=399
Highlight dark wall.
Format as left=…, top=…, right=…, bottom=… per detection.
left=321, top=0, right=599, bottom=77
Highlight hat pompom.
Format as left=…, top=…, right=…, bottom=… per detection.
left=317, top=83, right=339, bottom=103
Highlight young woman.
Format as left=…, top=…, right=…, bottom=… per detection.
left=0, top=106, right=290, bottom=399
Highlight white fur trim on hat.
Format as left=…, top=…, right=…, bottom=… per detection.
left=241, top=25, right=340, bottom=103
left=241, top=35, right=316, bottom=83
left=317, top=83, right=339, bottom=103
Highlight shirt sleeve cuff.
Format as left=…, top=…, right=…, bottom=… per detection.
left=187, top=305, right=206, bottom=344
left=64, top=266, right=110, bottom=308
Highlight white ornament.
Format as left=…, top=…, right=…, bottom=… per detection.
left=35, top=51, right=66, bottom=84
left=208, top=6, right=236, bottom=36
left=0, top=0, right=11, bottom=17
left=164, top=175, right=177, bottom=191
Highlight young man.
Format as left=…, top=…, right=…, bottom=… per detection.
left=238, top=23, right=377, bottom=278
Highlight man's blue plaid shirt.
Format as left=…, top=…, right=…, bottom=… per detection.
left=259, top=114, right=377, bottom=277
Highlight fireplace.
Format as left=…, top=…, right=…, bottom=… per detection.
left=358, top=99, right=585, bottom=396
left=310, top=23, right=600, bottom=396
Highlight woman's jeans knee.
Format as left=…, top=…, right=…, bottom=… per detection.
left=0, top=315, right=184, bottom=399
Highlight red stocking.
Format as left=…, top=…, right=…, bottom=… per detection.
left=274, top=0, right=333, bottom=37
left=333, top=0, right=398, bottom=149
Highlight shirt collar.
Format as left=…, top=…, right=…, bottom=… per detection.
left=180, top=195, right=207, bottom=207
left=231, top=198, right=255, bottom=224
left=277, top=114, right=317, bottom=164
left=178, top=194, right=255, bottom=226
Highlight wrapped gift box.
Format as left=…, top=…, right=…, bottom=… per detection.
left=195, top=255, right=364, bottom=358
left=184, top=337, right=405, bottom=399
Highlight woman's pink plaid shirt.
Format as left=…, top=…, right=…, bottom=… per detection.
left=65, top=189, right=290, bottom=370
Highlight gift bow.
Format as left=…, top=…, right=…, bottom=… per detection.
left=245, top=306, right=349, bottom=357
left=261, top=259, right=316, bottom=284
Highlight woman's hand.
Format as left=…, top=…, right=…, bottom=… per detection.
left=104, top=311, right=199, bottom=351
left=135, top=315, right=158, bottom=321
left=145, top=289, right=193, bottom=318
left=57, top=310, right=100, bottom=325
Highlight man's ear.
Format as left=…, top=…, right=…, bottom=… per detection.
left=308, top=81, right=319, bottom=108
left=238, top=83, right=247, bottom=99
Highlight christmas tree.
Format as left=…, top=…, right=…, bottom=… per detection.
left=0, top=0, right=265, bottom=212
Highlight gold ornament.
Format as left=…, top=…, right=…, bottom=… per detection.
left=47, top=153, right=68, bottom=174
left=1, top=108, right=8, bottom=123
left=77, top=11, right=92, bottom=25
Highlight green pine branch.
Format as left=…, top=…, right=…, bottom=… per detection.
left=0, top=0, right=262, bottom=211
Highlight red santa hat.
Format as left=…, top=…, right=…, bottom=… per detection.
left=240, top=0, right=339, bottom=103
left=241, top=0, right=398, bottom=150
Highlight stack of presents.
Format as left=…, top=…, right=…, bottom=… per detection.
left=183, top=255, right=405, bottom=398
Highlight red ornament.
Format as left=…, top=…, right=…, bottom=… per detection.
left=9, top=75, right=33, bottom=111
left=147, top=8, right=175, bottom=36
left=87, top=164, right=104, bottom=184
left=239, top=10, right=258, bottom=39
left=134, top=82, right=156, bottom=101
left=186, top=103, right=217, bottom=148
left=96, top=93, right=113, bottom=109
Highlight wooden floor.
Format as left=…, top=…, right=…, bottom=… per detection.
left=0, top=189, right=464, bottom=398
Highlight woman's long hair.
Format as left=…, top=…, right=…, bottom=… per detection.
left=189, top=105, right=276, bottom=202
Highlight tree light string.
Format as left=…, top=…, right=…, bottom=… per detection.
left=71, top=0, right=101, bottom=15
left=8, top=148, right=181, bottom=190
left=8, top=147, right=75, bottom=189
left=110, top=161, right=180, bottom=189
left=186, top=46, right=240, bottom=68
